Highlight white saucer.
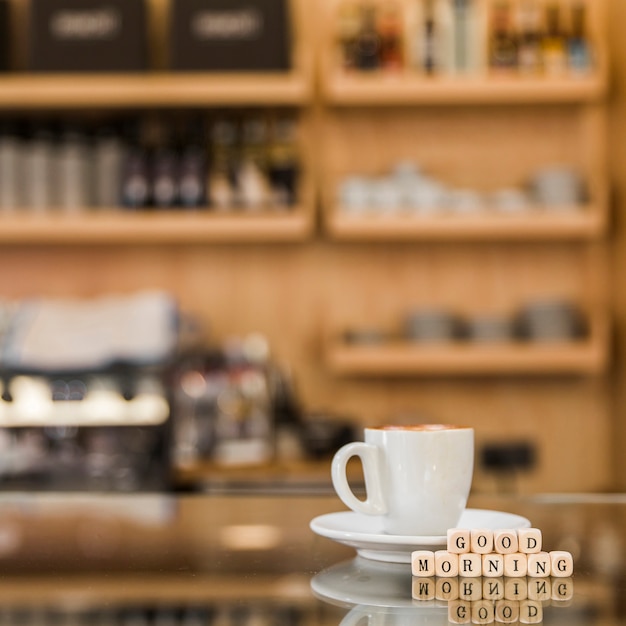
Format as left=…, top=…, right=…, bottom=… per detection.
left=310, top=508, right=531, bottom=563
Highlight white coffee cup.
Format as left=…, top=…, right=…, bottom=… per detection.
left=332, top=424, right=474, bottom=536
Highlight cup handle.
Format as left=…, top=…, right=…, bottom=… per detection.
left=331, top=442, right=386, bottom=516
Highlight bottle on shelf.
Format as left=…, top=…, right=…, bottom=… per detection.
left=336, top=0, right=361, bottom=70
left=0, top=121, right=23, bottom=212
left=93, top=123, right=126, bottom=209
left=413, top=0, right=455, bottom=75
left=453, top=0, right=470, bottom=73
left=177, top=117, right=208, bottom=210
left=267, top=115, right=300, bottom=208
left=567, top=0, right=592, bottom=74
left=151, top=126, right=179, bottom=210
left=120, top=120, right=151, bottom=210
left=541, top=2, right=568, bottom=76
left=22, top=122, right=57, bottom=212
left=354, top=3, right=381, bottom=70
left=378, top=1, right=404, bottom=71
left=237, top=116, right=271, bottom=210
left=419, top=0, right=438, bottom=74
left=452, top=0, right=486, bottom=75
left=433, top=0, right=456, bottom=74
left=517, top=0, right=543, bottom=75
left=208, top=117, right=238, bottom=211
left=57, top=123, right=92, bottom=212
left=488, top=0, right=519, bottom=73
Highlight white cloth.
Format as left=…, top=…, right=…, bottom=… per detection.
left=2, top=291, right=177, bottom=372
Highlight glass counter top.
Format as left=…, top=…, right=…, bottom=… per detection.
left=0, top=492, right=621, bottom=625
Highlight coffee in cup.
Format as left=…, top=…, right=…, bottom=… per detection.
left=332, top=424, right=474, bottom=536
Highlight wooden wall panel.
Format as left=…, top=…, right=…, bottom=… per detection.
left=607, top=0, right=626, bottom=490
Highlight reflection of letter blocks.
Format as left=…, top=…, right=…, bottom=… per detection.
left=550, top=551, right=574, bottom=577
left=518, top=528, right=542, bottom=553
left=448, top=600, right=471, bottom=624
left=472, top=600, right=494, bottom=625
left=412, top=577, right=435, bottom=601
left=435, top=550, right=459, bottom=577
left=504, top=553, right=528, bottom=577
left=496, top=600, right=520, bottom=624
left=504, top=577, right=528, bottom=601
left=494, top=529, right=519, bottom=554
left=482, top=578, right=504, bottom=601
left=482, top=553, right=504, bottom=577
left=459, top=578, right=482, bottom=601
left=411, top=550, right=435, bottom=577
left=520, top=599, right=543, bottom=624
left=458, top=552, right=482, bottom=577
left=471, top=529, right=494, bottom=554
left=436, top=577, right=460, bottom=601
left=448, top=529, right=470, bottom=553
left=551, top=577, right=574, bottom=603
left=527, top=552, right=551, bottom=577
left=528, top=578, right=551, bottom=602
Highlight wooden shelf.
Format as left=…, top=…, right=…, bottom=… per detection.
left=326, top=316, right=609, bottom=376
left=0, top=209, right=313, bottom=244
left=175, top=459, right=340, bottom=488
left=322, top=73, right=608, bottom=106
left=0, top=72, right=312, bottom=109
left=327, top=339, right=607, bottom=376
left=0, top=572, right=316, bottom=605
left=326, top=207, right=606, bottom=241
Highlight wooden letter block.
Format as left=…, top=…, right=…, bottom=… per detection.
left=495, top=600, right=520, bottom=624
left=412, top=550, right=435, bottom=577
left=435, top=550, right=459, bottom=577
left=518, top=528, right=542, bottom=554
left=458, top=577, right=482, bottom=601
left=471, top=528, right=494, bottom=554
left=527, top=577, right=551, bottom=602
left=504, top=553, right=528, bottom=577
left=448, top=528, right=471, bottom=553
left=527, top=551, right=551, bottom=577
left=550, top=551, right=574, bottom=577
left=482, top=554, right=504, bottom=577
left=494, top=529, right=519, bottom=554
left=483, top=577, right=504, bottom=601
left=436, top=577, right=459, bottom=602
left=448, top=600, right=471, bottom=624
left=551, top=577, right=574, bottom=603
left=504, top=577, right=528, bottom=601
left=520, top=600, right=543, bottom=624
left=472, top=600, right=495, bottom=625
left=412, top=577, right=435, bottom=601
left=458, top=552, right=482, bottom=577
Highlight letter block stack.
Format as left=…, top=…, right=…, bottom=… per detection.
left=411, top=528, right=574, bottom=624
left=412, top=528, right=573, bottom=579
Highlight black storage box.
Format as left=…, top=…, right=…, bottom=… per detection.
left=0, top=0, right=10, bottom=72
left=169, top=0, right=291, bottom=72
left=29, top=0, right=148, bottom=72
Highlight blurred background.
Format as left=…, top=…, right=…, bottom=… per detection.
left=0, top=0, right=622, bottom=496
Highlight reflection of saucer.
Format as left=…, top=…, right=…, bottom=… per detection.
left=311, top=558, right=450, bottom=624
left=310, top=509, right=531, bottom=563
left=338, top=605, right=449, bottom=625
left=311, top=557, right=416, bottom=608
